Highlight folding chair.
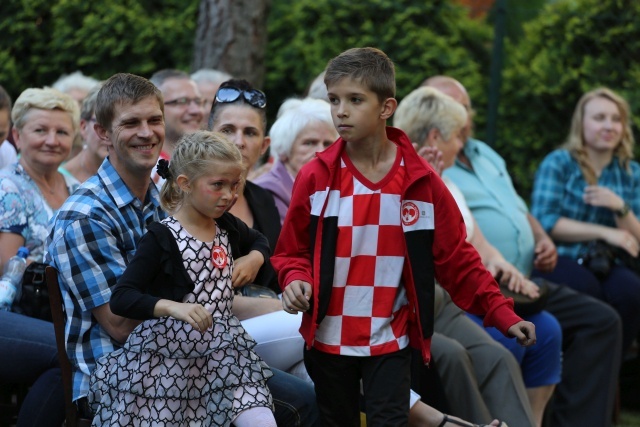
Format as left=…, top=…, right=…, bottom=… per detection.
left=45, top=266, right=93, bottom=427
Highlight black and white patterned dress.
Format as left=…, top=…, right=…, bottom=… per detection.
left=89, top=217, right=273, bottom=426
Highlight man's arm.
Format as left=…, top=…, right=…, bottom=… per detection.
left=91, top=304, right=141, bottom=344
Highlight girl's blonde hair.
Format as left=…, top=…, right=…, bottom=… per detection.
left=159, top=130, right=245, bottom=213
left=563, top=87, right=635, bottom=184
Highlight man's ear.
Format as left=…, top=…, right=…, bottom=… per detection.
left=380, top=97, right=398, bottom=120
left=261, top=135, right=271, bottom=156
left=94, top=122, right=112, bottom=146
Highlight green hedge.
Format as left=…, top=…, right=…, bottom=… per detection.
left=498, top=0, right=640, bottom=199
left=265, top=0, right=494, bottom=132
left=0, top=0, right=198, bottom=100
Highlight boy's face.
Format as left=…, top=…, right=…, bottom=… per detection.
left=327, top=77, right=388, bottom=143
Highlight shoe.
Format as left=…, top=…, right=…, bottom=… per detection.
left=437, top=414, right=509, bottom=427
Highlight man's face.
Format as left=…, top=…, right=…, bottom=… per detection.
left=196, top=80, right=221, bottom=124
left=430, top=81, right=473, bottom=144
left=96, top=96, right=165, bottom=179
left=159, top=78, right=204, bottom=147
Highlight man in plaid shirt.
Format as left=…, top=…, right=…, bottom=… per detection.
left=272, top=47, right=536, bottom=426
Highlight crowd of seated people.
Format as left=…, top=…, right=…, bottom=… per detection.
left=0, top=59, right=635, bottom=427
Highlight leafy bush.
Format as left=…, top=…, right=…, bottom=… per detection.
left=0, top=0, right=198, bottom=100
left=265, top=0, right=494, bottom=132
left=498, top=0, right=640, bottom=199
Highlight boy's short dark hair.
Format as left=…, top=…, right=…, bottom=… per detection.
left=96, top=73, right=163, bottom=130
left=0, top=85, right=11, bottom=112
left=324, top=47, right=396, bottom=102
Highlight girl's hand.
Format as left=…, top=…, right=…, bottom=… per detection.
left=232, top=250, right=264, bottom=288
left=508, top=320, right=536, bottom=347
left=167, top=302, right=213, bottom=332
left=282, top=280, right=312, bottom=313
left=605, top=228, right=640, bottom=257
left=583, top=185, right=624, bottom=211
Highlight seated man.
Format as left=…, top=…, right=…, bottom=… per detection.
left=429, top=75, right=623, bottom=427
left=46, top=72, right=318, bottom=426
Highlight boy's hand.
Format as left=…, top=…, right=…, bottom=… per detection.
left=508, top=320, right=536, bottom=347
left=282, top=280, right=312, bottom=314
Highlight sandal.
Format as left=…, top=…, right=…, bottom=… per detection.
left=438, top=414, right=508, bottom=427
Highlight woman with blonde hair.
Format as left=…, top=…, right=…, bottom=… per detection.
left=531, top=87, right=640, bottom=355
left=0, top=87, right=80, bottom=427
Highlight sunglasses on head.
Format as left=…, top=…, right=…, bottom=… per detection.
left=215, top=86, right=267, bottom=109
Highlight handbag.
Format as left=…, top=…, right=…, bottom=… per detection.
left=499, top=276, right=550, bottom=317
left=577, top=239, right=640, bottom=280
left=12, top=262, right=52, bottom=321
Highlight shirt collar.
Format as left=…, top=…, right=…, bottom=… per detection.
left=97, top=157, right=161, bottom=211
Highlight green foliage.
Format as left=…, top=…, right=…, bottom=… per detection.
left=0, top=0, right=198, bottom=100
left=498, top=0, right=640, bottom=199
left=265, top=0, right=493, bottom=133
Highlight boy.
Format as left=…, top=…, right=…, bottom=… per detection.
left=271, top=47, right=536, bottom=426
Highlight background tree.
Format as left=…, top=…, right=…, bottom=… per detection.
left=192, top=0, right=271, bottom=87
left=497, top=0, right=640, bottom=198
left=0, top=0, right=198, bottom=100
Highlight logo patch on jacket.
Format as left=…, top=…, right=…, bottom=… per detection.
left=401, top=200, right=434, bottom=231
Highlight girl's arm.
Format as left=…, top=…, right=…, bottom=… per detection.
left=110, top=229, right=167, bottom=320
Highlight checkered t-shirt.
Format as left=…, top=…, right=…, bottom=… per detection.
left=314, top=152, right=410, bottom=357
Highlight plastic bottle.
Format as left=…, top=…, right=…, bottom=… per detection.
left=0, top=246, right=30, bottom=311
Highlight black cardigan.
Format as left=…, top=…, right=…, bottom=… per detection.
left=244, top=181, right=282, bottom=293
left=110, top=213, right=271, bottom=320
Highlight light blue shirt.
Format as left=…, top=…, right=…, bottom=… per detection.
left=443, top=138, right=535, bottom=276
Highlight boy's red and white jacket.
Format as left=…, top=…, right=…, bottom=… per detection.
left=271, top=126, right=522, bottom=363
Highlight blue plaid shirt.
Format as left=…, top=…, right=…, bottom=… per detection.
left=45, top=158, right=165, bottom=401
left=531, top=149, right=640, bottom=259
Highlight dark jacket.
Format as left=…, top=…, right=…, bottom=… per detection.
left=110, top=213, right=271, bottom=320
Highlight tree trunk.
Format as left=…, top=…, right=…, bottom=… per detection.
left=192, top=0, right=271, bottom=88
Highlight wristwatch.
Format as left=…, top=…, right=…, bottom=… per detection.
left=615, top=202, right=631, bottom=218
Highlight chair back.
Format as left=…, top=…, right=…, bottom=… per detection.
left=45, top=266, right=92, bottom=427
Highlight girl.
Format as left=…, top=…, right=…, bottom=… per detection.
left=88, top=130, right=276, bottom=427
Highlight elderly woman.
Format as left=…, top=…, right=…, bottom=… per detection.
left=59, top=83, right=107, bottom=182
left=395, top=86, right=561, bottom=427
left=531, top=87, right=640, bottom=355
left=0, top=87, right=80, bottom=426
left=254, top=97, right=337, bottom=224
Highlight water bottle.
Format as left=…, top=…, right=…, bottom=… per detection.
left=0, top=246, right=30, bottom=311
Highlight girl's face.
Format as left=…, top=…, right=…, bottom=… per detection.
left=184, top=160, right=242, bottom=220
left=582, top=96, right=623, bottom=153
left=284, top=121, right=337, bottom=178
left=211, top=105, right=269, bottom=172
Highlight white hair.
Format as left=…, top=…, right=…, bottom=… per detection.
left=190, top=68, right=233, bottom=85
left=306, top=71, right=328, bottom=102
left=52, top=71, right=99, bottom=94
left=269, top=97, right=334, bottom=158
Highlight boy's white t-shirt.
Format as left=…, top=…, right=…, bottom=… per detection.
left=0, top=141, right=17, bottom=170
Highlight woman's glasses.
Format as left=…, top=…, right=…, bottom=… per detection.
left=215, top=87, right=267, bottom=109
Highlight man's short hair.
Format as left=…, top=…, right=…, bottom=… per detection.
left=80, top=83, right=103, bottom=121
left=324, top=47, right=395, bottom=102
left=149, top=69, right=190, bottom=89
left=96, top=73, right=163, bottom=130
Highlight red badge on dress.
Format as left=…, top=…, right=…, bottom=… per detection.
left=211, top=246, right=228, bottom=269
left=401, top=201, right=419, bottom=226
